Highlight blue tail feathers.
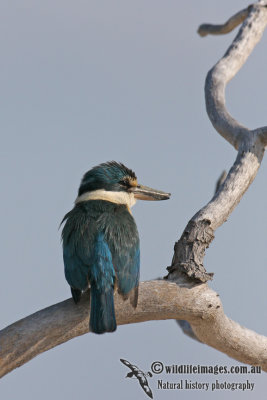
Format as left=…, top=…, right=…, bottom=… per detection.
left=90, top=284, right=117, bottom=334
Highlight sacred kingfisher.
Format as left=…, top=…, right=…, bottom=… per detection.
left=61, top=161, right=170, bottom=334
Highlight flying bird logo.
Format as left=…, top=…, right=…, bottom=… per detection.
left=120, top=358, right=153, bottom=399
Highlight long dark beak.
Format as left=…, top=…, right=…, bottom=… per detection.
left=130, top=184, right=171, bottom=201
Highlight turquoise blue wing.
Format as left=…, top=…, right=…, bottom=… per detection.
left=115, top=245, right=140, bottom=293
left=61, top=207, right=95, bottom=291
left=100, top=205, right=140, bottom=305
left=112, top=237, right=140, bottom=306
left=62, top=212, right=116, bottom=292
left=63, top=247, right=90, bottom=291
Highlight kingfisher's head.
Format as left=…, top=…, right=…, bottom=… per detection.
left=75, top=161, right=170, bottom=208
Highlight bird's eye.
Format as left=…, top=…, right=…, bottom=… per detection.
left=120, top=179, right=131, bottom=188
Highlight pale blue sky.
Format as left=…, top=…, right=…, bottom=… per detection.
left=1, top=1, right=267, bottom=399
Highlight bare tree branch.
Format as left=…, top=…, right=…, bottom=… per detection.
left=205, top=3, right=267, bottom=148
left=1, top=2, right=267, bottom=378
left=198, top=6, right=251, bottom=37
left=176, top=169, right=227, bottom=340
left=215, top=170, right=227, bottom=193
left=169, top=2, right=267, bottom=284
left=255, top=125, right=267, bottom=146
left=1, top=281, right=267, bottom=379
left=176, top=320, right=201, bottom=343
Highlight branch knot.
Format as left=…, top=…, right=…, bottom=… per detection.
left=168, top=220, right=214, bottom=283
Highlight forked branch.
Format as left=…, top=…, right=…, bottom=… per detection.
left=168, top=1, right=267, bottom=283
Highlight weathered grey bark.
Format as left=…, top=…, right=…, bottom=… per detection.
left=1, top=281, right=267, bottom=378
left=168, top=1, right=267, bottom=284
left=176, top=170, right=227, bottom=340
left=1, top=1, right=267, bottom=378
